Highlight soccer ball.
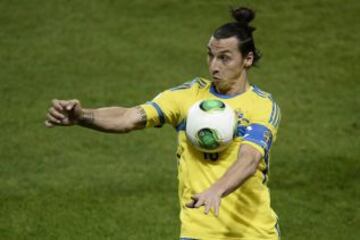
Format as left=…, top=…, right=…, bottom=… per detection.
left=185, top=99, right=237, bottom=153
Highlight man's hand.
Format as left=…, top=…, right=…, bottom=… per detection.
left=186, top=186, right=223, bottom=217
left=45, top=99, right=83, bottom=127
left=185, top=144, right=262, bottom=217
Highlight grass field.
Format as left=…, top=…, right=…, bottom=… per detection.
left=1, top=0, right=359, bottom=239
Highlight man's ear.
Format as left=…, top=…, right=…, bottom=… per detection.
left=244, top=52, right=254, bottom=68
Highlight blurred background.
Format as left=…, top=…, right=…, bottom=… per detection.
left=0, top=0, right=359, bottom=239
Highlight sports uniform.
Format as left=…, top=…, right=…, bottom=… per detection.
left=141, top=78, right=281, bottom=240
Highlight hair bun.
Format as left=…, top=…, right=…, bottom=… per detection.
left=231, top=7, right=255, bottom=25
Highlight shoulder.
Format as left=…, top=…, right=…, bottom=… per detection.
left=249, top=85, right=279, bottom=108
left=152, top=77, right=210, bottom=102
left=157, top=77, right=211, bottom=99
left=250, top=85, right=274, bottom=100
left=168, top=77, right=211, bottom=92
left=248, top=85, right=281, bottom=128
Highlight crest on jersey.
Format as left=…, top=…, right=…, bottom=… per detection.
left=234, top=108, right=250, bottom=137
left=235, top=108, right=250, bottom=125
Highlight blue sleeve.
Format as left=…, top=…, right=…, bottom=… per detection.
left=243, top=124, right=273, bottom=153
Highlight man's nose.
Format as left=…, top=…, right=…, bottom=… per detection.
left=209, top=59, right=220, bottom=74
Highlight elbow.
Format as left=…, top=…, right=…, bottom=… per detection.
left=111, top=121, right=133, bottom=133
left=100, top=117, right=133, bottom=133
left=240, top=147, right=262, bottom=176
left=247, top=154, right=261, bottom=176
left=110, top=108, right=137, bottom=133
left=248, top=161, right=259, bottom=176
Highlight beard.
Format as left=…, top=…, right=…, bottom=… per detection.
left=212, top=78, right=232, bottom=93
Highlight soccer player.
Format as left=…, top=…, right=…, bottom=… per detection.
left=45, top=7, right=281, bottom=240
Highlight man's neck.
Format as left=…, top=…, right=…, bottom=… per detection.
left=215, top=72, right=250, bottom=96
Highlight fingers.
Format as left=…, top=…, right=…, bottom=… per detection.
left=194, top=197, right=205, bottom=208
left=52, top=99, right=79, bottom=112
left=203, top=199, right=220, bottom=216
left=186, top=194, right=205, bottom=209
left=44, top=120, right=55, bottom=128
left=64, top=99, right=79, bottom=111
left=46, top=104, right=66, bottom=126
left=186, top=195, right=199, bottom=208
left=52, top=99, right=64, bottom=112
left=48, top=106, right=66, bottom=120
left=186, top=193, right=221, bottom=217
left=45, top=99, right=80, bottom=127
left=204, top=201, right=211, bottom=215
left=214, top=198, right=220, bottom=217
left=47, top=112, right=62, bottom=125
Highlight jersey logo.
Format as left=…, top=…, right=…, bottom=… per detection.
left=234, top=108, right=250, bottom=137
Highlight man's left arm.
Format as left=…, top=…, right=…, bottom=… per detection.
left=186, top=144, right=262, bottom=216
left=186, top=98, right=280, bottom=216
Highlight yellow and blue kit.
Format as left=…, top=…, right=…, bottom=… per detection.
left=140, top=78, right=281, bottom=240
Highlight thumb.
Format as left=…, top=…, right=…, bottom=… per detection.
left=185, top=195, right=199, bottom=208
left=66, top=99, right=79, bottom=111
left=186, top=199, right=196, bottom=208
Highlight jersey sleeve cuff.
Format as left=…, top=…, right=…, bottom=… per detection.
left=140, top=102, right=165, bottom=128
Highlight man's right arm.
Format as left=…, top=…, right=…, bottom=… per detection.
left=45, top=99, right=147, bottom=133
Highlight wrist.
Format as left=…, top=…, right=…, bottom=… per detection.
left=78, top=109, right=95, bottom=126
left=210, top=183, right=227, bottom=198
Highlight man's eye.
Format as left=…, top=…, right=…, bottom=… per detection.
left=207, top=52, right=214, bottom=58
left=219, top=55, right=230, bottom=62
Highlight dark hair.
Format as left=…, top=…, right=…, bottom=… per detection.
left=213, top=7, right=261, bottom=65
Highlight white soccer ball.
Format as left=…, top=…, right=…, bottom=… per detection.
left=185, top=99, right=237, bottom=153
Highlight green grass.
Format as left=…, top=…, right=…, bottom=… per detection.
left=1, top=0, right=359, bottom=239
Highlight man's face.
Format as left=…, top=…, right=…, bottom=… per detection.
left=207, top=36, right=252, bottom=91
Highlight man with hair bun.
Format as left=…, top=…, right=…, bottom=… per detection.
left=45, top=6, right=281, bottom=240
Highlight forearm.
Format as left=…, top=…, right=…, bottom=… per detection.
left=212, top=146, right=261, bottom=197
left=78, top=106, right=144, bottom=133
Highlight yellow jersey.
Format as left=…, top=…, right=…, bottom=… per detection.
left=141, top=78, right=281, bottom=240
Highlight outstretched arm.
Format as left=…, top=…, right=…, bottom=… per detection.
left=45, top=99, right=147, bottom=133
left=186, top=144, right=261, bottom=216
